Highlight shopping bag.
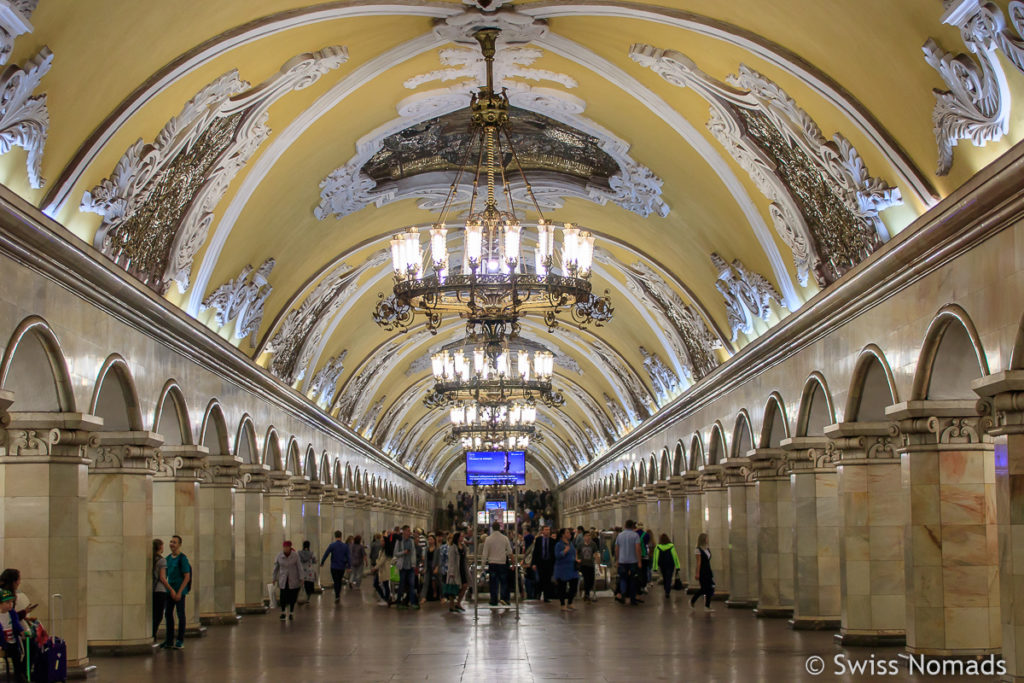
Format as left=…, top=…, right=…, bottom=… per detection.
left=389, top=564, right=400, bottom=583
left=266, top=583, right=278, bottom=609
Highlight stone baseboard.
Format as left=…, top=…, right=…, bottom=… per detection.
left=789, top=617, right=841, bottom=630
left=834, top=631, right=906, bottom=647
left=725, top=599, right=757, bottom=609
left=236, top=604, right=269, bottom=615
left=754, top=606, right=793, bottom=618
left=87, top=641, right=154, bottom=657
left=185, top=624, right=207, bottom=638
left=67, top=663, right=98, bottom=679
left=200, top=613, right=241, bottom=626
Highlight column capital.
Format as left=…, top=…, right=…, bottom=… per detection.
left=973, top=370, right=1024, bottom=435
left=697, top=464, right=724, bottom=489
left=237, top=463, right=270, bottom=491
left=721, top=457, right=754, bottom=485
left=265, top=469, right=292, bottom=495
left=886, top=399, right=993, bottom=448
left=200, top=454, right=243, bottom=487
left=781, top=436, right=834, bottom=471
left=286, top=475, right=310, bottom=497
left=89, top=430, right=163, bottom=473
left=747, top=447, right=788, bottom=480
left=823, top=421, right=901, bottom=462
left=1, top=411, right=103, bottom=462
left=154, top=444, right=208, bottom=481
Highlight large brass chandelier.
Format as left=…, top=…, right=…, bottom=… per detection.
left=423, top=331, right=564, bottom=409
left=372, top=27, right=613, bottom=335
left=446, top=399, right=539, bottom=449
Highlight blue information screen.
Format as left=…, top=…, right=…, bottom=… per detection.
left=484, top=500, right=507, bottom=511
left=466, top=450, right=526, bottom=486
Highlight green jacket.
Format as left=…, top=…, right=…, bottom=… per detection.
left=652, top=543, right=680, bottom=571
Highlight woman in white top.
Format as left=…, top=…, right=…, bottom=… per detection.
left=152, top=539, right=171, bottom=639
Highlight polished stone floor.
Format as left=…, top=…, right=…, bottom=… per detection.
left=92, top=588, right=968, bottom=682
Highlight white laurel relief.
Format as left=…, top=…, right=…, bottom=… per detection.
left=83, top=47, right=348, bottom=294
left=201, top=257, right=274, bottom=345
left=0, top=47, right=50, bottom=189
left=639, top=346, right=681, bottom=407
left=358, top=397, right=386, bottom=439
left=710, top=252, right=786, bottom=342
left=582, top=331, right=655, bottom=421
left=334, top=332, right=418, bottom=426
left=317, top=48, right=667, bottom=221
left=630, top=44, right=900, bottom=287
left=922, top=0, right=1024, bottom=175
left=0, top=0, right=34, bottom=67
left=307, top=351, right=347, bottom=408
left=603, top=393, right=632, bottom=437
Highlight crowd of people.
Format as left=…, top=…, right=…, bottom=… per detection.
left=142, top=516, right=716, bottom=652
left=444, top=489, right=557, bottom=529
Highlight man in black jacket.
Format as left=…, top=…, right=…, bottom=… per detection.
left=529, top=525, right=556, bottom=603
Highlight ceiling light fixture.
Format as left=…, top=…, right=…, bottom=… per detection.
left=372, top=27, right=613, bottom=335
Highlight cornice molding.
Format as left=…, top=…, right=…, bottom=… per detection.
left=559, top=138, right=1024, bottom=490
left=0, top=186, right=434, bottom=494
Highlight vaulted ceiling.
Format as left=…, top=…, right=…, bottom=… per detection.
left=4, top=0, right=1023, bottom=487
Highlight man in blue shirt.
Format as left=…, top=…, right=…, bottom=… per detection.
left=614, top=520, right=642, bottom=606
left=162, top=535, right=191, bottom=649
left=321, top=530, right=351, bottom=603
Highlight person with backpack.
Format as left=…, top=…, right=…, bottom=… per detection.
left=350, top=535, right=366, bottom=589
left=652, top=534, right=682, bottom=599
left=161, top=535, right=191, bottom=649
left=298, top=540, right=317, bottom=604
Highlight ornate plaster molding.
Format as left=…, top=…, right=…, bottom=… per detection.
left=630, top=44, right=901, bottom=288
left=0, top=0, right=34, bottom=66
left=711, top=252, right=785, bottom=342
left=264, top=261, right=354, bottom=384
left=922, top=0, right=1024, bottom=175
left=639, top=345, right=681, bottom=406
left=0, top=46, right=50, bottom=190
left=307, top=351, right=347, bottom=408
left=620, top=259, right=722, bottom=381
left=82, top=46, right=347, bottom=295
left=201, top=257, right=274, bottom=345
left=316, top=46, right=668, bottom=221
left=437, top=3, right=546, bottom=46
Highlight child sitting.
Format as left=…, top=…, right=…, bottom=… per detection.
left=0, top=588, right=27, bottom=681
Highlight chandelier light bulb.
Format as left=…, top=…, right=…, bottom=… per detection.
left=389, top=235, right=405, bottom=278
left=430, top=224, right=448, bottom=267
left=562, top=223, right=579, bottom=274
left=579, top=230, right=595, bottom=276
left=465, top=220, right=483, bottom=269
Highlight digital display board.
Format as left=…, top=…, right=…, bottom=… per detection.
left=466, top=450, right=526, bottom=486
left=484, top=500, right=507, bottom=510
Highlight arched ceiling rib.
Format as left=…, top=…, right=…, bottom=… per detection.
left=3, top=0, right=1012, bottom=488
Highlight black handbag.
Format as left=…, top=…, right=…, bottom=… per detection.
left=672, top=570, right=684, bottom=591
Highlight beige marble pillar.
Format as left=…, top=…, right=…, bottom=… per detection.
left=723, top=458, right=758, bottom=608
left=749, top=448, right=794, bottom=617
left=683, top=472, right=704, bottom=585
left=653, top=483, right=670, bottom=541
left=197, top=455, right=240, bottom=625
left=262, top=473, right=289, bottom=589
left=975, top=373, right=1024, bottom=679
left=318, top=489, right=338, bottom=590
left=87, top=431, right=162, bottom=655
left=0, top=407, right=101, bottom=676
left=698, top=465, right=729, bottom=600
left=783, top=436, right=840, bottom=630
left=642, top=485, right=658, bottom=532
left=825, top=421, right=906, bottom=645
left=284, top=477, right=309, bottom=549
left=234, top=464, right=268, bottom=614
left=302, top=483, right=323, bottom=595
left=153, top=446, right=208, bottom=638
left=887, top=401, right=1000, bottom=656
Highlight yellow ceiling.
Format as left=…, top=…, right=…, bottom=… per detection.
left=5, top=0, right=1022, bottom=485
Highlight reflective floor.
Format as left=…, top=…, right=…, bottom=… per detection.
left=92, top=588, right=969, bottom=682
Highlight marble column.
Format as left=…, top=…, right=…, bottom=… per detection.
left=653, top=483, right=670, bottom=540
left=303, top=483, right=323, bottom=594
left=234, top=464, right=268, bottom=615
left=667, top=478, right=687, bottom=565
left=699, top=465, right=730, bottom=600
left=975, top=373, right=1024, bottom=679
left=723, top=458, right=758, bottom=608
left=319, top=488, right=338, bottom=590
left=197, top=455, right=241, bottom=625
left=285, top=476, right=309, bottom=546
left=683, top=472, right=704, bottom=585
left=262, top=473, right=289, bottom=590
left=87, top=430, right=162, bottom=655
left=782, top=436, right=840, bottom=630
left=153, top=445, right=208, bottom=638
left=825, top=421, right=906, bottom=645
left=887, top=401, right=1000, bottom=656
left=0, top=405, right=101, bottom=676
left=749, top=448, right=794, bottom=617
left=642, top=485, right=659, bottom=532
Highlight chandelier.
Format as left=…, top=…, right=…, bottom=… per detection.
left=423, top=334, right=564, bottom=409
left=372, top=27, right=613, bottom=335
left=449, top=400, right=537, bottom=428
